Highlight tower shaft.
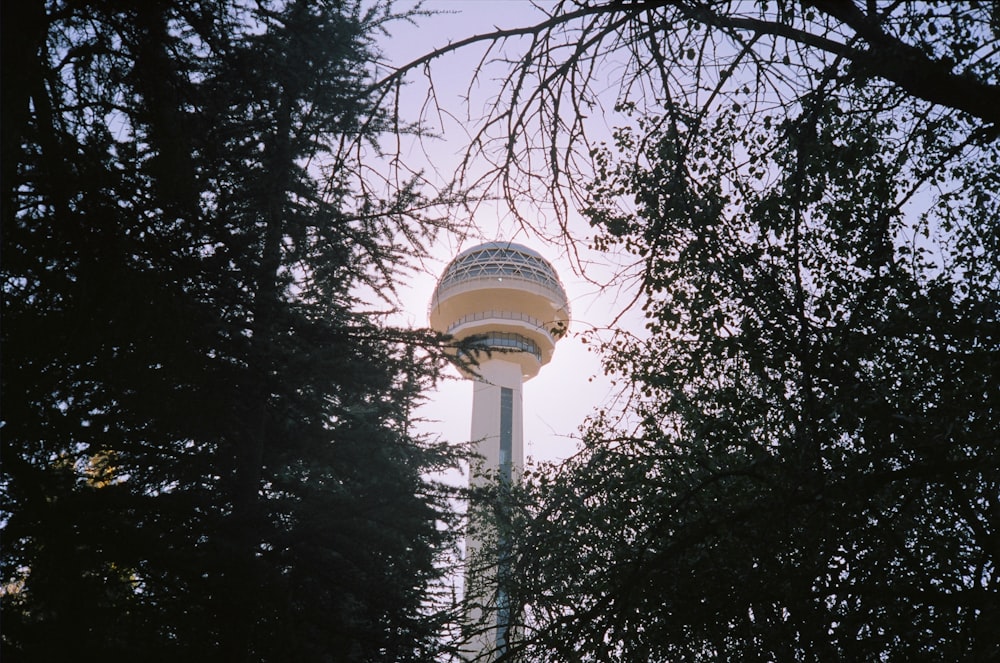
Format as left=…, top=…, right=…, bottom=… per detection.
left=470, top=359, right=523, bottom=489
left=428, top=242, right=569, bottom=661
left=464, top=359, right=523, bottom=659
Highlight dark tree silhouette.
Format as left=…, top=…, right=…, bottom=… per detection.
left=383, top=2, right=999, bottom=660
left=2, top=1, right=463, bottom=661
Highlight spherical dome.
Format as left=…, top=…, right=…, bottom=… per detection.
left=434, top=242, right=569, bottom=309
left=429, top=242, right=570, bottom=380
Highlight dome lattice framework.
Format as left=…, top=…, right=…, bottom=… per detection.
left=435, top=242, right=569, bottom=310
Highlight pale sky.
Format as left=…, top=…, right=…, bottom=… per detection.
left=380, top=2, right=639, bottom=470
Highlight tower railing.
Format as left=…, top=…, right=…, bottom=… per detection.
left=445, top=310, right=555, bottom=339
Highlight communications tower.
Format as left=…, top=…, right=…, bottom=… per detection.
left=429, top=242, right=570, bottom=660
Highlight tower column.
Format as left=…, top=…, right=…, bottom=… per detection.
left=465, top=359, right=523, bottom=660
left=469, top=359, right=524, bottom=487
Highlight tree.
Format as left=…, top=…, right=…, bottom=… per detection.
left=386, top=1, right=998, bottom=236
left=1, top=1, right=462, bottom=661
left=385, top=1, right=1000, bottom=660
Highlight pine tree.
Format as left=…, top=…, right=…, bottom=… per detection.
left=2, top=2, right=459, bottom=660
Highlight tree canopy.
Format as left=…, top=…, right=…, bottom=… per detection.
left=6, top=0, right=999, bottom=660
left=387, top=1, right=999, bottom=660
left=2, top=1, right=462, bottom=660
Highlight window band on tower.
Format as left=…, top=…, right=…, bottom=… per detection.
left=496, top=387, right=513, bottom=654
left=470, top=332, right=542, bottom=361
left=499, top=387, right=513, bottom=484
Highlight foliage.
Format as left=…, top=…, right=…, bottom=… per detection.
left=513, top=91, right=999, bottom=660
left=389, top=1, right=1000, bottom=661
left=1, top=1, right=462, bottom=661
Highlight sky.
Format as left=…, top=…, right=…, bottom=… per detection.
left=379, top=1, right=639, bottom=470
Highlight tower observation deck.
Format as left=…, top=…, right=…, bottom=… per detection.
left=429, top=241, right=570, bottom=380
left=429, top=241, right=570, bottom=660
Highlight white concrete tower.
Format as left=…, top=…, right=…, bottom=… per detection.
left=429, top=242, right=570, bottom=660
